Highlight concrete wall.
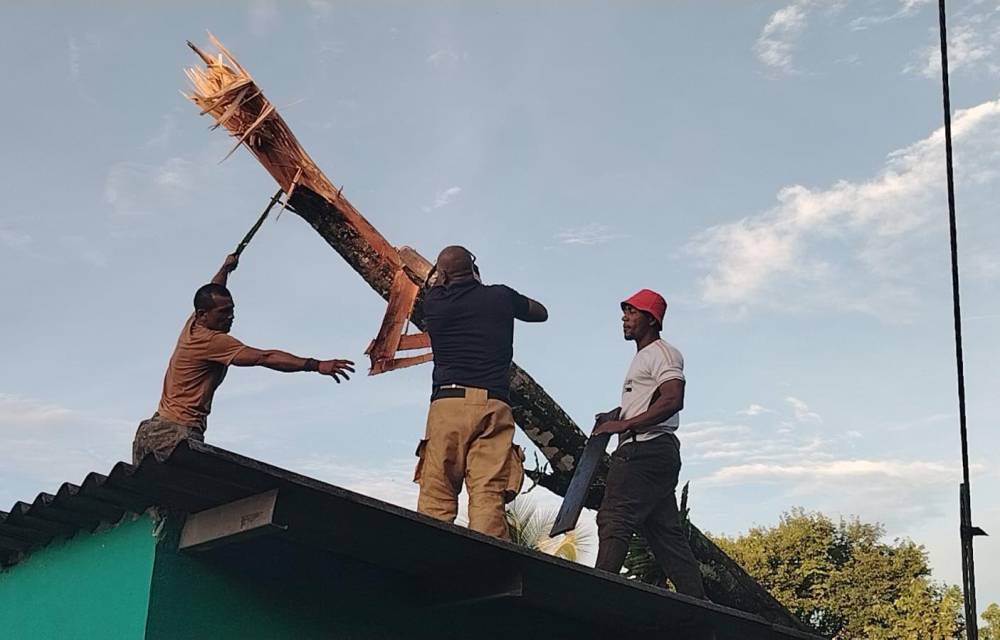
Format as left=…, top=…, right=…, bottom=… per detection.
left=0, top=514, right=157, bottom=640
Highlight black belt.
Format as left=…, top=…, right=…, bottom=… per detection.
left=431, top=385, right=509, bottom=404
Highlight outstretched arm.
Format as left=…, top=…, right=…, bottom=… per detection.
left=211, top=254, right=239, bottom=286
left=232, top=347, right=355, bottom=383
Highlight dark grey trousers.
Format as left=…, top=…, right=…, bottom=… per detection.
left=595, top=434, right=706, bottom=598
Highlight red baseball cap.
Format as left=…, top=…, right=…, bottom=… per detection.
left=621, top=289, right=667, bottom=327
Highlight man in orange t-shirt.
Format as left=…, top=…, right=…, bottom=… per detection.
left=132, top=254, right=355, bottom=463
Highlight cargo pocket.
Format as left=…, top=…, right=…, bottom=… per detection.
left=413, top=439, right=429, bottom=484
left=503, top=444, right=526, bottom=503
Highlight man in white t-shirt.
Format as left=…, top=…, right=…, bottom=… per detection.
left=590, top=288, right=705, bottom=598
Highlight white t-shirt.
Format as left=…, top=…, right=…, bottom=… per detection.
left=618, top=339, right=685, bottom=448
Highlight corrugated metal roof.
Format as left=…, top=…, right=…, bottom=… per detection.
left=0, top=441, right=826, bottom=639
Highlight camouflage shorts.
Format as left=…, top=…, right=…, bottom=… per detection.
left=132, top=413, right=204, bottom=465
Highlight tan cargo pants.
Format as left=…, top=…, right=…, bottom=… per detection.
left=414, top=387, right=524, bottom=540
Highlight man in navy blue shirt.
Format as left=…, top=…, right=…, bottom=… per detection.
left=415, top=246, right=547, bottom=539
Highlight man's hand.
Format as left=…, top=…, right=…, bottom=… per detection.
left=318, top=359, right=355, bottom=383
left=222, top=254, right=239, bottom=273
left=594, top=408, right=621, bottom=425
left=592, top=419, right=630, bottom=436
left=211, top=254, right=240, bottom=286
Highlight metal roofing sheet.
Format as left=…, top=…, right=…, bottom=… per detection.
left=0, top=441, right=826, bottom=639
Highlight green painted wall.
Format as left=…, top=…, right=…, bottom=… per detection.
left=0, top=514, right=156, bottom=640
left=144, top=553, right=338, bottom=640
left=144, top=521, right=340, bottom=640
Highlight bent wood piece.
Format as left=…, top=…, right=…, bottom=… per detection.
left=549, top=432, right=610, bottom=536
left=183, top=39, right=808, bottom=630
left=398, top=332, right=431, bottom=351
left=366, top=269, right=425, bottom=375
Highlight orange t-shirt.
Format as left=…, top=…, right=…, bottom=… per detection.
left=156, top=314, right=247, bottom=430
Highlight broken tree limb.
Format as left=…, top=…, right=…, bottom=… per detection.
left=365, top=269, right=431, bottom=375
left=182, top=36, right=809, bottom=631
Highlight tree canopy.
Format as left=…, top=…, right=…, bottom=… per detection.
left=710, top=509, right=965, bottom=639
left=982, top=602, right=1000, bottom=640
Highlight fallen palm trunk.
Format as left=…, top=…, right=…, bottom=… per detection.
left=183, top=35, right=807, bottom=630
left=184, top=35, right=589, bottom=491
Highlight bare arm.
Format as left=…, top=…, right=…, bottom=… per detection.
left=232, top=347, right=355, bottom=383
left=211, top=254, right=239, bottom=286
left=516, top=297, right=548, bottom=323
left=593, top=380, right=684, bottom=435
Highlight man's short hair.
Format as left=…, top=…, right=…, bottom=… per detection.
left=436, top=245, right=476, bottom=278
left=194, top=283, right=232, bottom=312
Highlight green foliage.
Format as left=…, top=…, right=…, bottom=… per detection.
left=982, top=602, right=1000, bottom=640
left=711, top=509, right=964, bottom=639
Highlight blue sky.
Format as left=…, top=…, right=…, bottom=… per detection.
left=1, top=0, right=998, bottom=615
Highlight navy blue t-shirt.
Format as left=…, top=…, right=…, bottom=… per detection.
left=421, top=281, right=530, bottom=400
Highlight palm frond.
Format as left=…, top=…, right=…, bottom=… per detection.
left=505, top=497, right=596, bottom=562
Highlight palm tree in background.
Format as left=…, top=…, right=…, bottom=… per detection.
left=505, top=497, right=596, bottom=562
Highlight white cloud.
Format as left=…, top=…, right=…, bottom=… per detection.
left=755, top=1, right=810, bottom=74
left=555, top=223, right=627, bottom=246
left=966, top=251, right=1000, bottom=282
left=421, top=186, right=462, bottom=212
left=699, top=455, right=977, bottom=528
left=249, top=0, right=279, bottom=37
left=58, top=235, right=108, bottom=268
left=683, top=421, right=753, bottom=445
left=289, top=456, right=419, bottom=509
left=687, top=95, right=1000, bottom=319
left=427, top=49, right=461, bottom=67
left=67, top=36, right=81, bottom=81
left=850, top=0, right=932, bottom=31
left=786, top=396, right=822, bottom=423
left=683, top=405, right=988, bottom=530
left=906, top=4, right=1000, bottom=78
left=0, top=226, right=32, bottom=248
left=911, top=24, right=997, bottom=78
left=105, top=157, right=197, bottom=217
left=0, top=394, right=132, bottom=507
left=703, top=458, right=955, bottom=485
left=737, top=403, right=773, bottom=417
left=154, top=158, right=194, bottom=189
left=684, top=420, right=830, bottom=464
left=306, top=0, right=334, bottom=20
left=146, top=114, right=176, bottom=149
left=65, top=32, right=100, bottom=104
left=0, top=394, right=73, bottom=428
